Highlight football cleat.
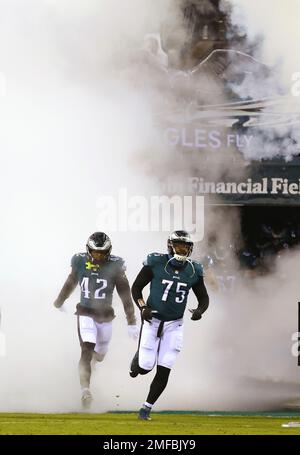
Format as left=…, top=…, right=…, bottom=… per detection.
left=138, top=406, right=151, bottom=421
left=81, top=389, right=93, bottom=410
left=129, top=351, right=139, bottom=378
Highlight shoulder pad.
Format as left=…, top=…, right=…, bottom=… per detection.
left=143, top=252, right=166, bottom=267
left=109, top=255, right=126, bottom=271
left=193, top=259, right=204, bottom=267
left=71, top=252, right=86, bottom=268
left=150, top=253, right=165, bottom=257
left=109, top=255, right=124, bottom=263
left=191, top=260, right=204, bottom=276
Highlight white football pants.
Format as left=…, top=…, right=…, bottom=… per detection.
left=78, top=315, right=112, bottom=360
left=138, top=317, right=183, bottom=371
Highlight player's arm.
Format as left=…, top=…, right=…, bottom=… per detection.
left=131, top=265, right=153, bottom=309
left=131, top=265, right=155, bottom=322
left=53, top=267, right=78, bottom=308
left=115, top=271, right=137, bottom=326
left=189, top=276, right=209, bottom=321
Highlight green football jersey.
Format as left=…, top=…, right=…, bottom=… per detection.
left=71, top=253, right=125, bottom=316
left=145, top=253, right=204, bottom=321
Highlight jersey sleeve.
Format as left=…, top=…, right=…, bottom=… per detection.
left=143, top=254, right=152, bottom=267
left=70, top=254, right=81, bottom=278
left=117, top=257, right=126, bottom=273
left=71, top=254, right=79, bottom=270
left=110, top=256, right=127, bottom=275
left=194, top=261, right=204, bottom=279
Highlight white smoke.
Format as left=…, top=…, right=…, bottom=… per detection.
left=0, top=0, right=178, bottom=412
left=153, top=0, right=300, bottom=412
left=1, top=0, right=300, bottom=416
left=175, top=0, right=300, bottom=411
left=181, top=247, right=300, bottom=412
left=230, top=0, right=300, bottom=84
left=229, top=0, right=300, bottom=161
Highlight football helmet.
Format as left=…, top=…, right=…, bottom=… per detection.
left=86, top=232, right=112, bottom=263
left=167, top=230, right=193, bottom=262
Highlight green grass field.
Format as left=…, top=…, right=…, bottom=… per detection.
left=0, top=412, right=300, bottom=435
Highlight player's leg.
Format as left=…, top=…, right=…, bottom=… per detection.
left=145, top=365, right=171, bottom=407
left=94, top=321, right=113, bottom=362
left=130, top=319, right=159, bottom=377
left=129, top=324, right=146, bottom=377
left=77, top=315, right=97, bottom=408
left=139, top=320, right=183, bottom=420
left=157, top=319, right=183, bottom=370
left=138, top=365, right=171, bottom=421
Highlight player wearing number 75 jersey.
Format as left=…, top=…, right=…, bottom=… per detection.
left=53, top=232, right=138, bottom=410
left=129, top=230, right=209, bottom=421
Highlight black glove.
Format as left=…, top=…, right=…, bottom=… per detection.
left=189, top=308, right=202, bottom=321
left=141, top=306, right=154, bottom=323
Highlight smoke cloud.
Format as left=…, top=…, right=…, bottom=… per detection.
left=229, top=0, right=300, bottom=161
left=0, top=0, right=179, bottom=412
left=0, top=0, right=300, bottom=415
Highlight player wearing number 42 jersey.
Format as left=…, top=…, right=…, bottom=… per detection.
left=130, top=230, right=209, bottom=421
left=53, top=232, right=138, bottom=409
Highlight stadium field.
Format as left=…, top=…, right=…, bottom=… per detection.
left=0, top=412, right=300, bottom=435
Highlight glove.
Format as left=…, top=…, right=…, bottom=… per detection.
left=141, top=307, right=154, bottom=323
left=127, top=325, right=139, bottom=340
left=189, top=308, right=202, bottom=321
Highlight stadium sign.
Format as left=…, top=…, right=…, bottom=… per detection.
left=189, top=177, right=300, bottom=196
left=157, top=50, right=300, bottom=205
left=164, top=127, right=254, bottom=150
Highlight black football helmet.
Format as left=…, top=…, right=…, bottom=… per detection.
left=167, top=230, right=193, bottom=262
left=86, top=232, right=112, bottom=263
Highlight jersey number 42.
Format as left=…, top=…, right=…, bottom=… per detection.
left=80, top=277, right=108, bottom=299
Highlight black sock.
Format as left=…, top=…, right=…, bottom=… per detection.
left=146, top=365, right=171, bottom=405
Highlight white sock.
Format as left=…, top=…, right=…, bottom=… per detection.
left=143, top=402, right=153, bottom=409
left=81, top=387, right=90, bottom=394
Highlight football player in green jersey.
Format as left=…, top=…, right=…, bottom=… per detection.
left=130, top=230, right=209, bottom=420
left=54, top=232, right=138, bottom=409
